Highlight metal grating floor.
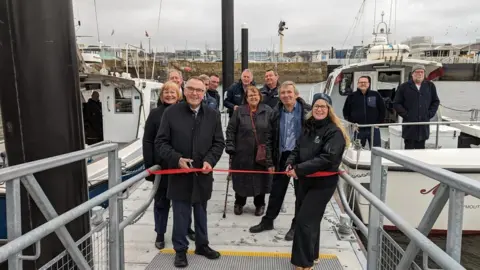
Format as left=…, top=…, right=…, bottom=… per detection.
left=146, top=250, right=344, bottom=269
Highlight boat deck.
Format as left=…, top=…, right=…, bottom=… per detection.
left=122, top=130, right=366, bottom=269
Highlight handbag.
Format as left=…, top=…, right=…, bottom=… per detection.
left=250, top=111, right=267, bottom=166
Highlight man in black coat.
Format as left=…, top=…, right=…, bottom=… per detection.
left=249, top=81, right=311, bottom=241
left=155, top=77, right=225, bottom=268
left=342, top=76, right=386, bottom=148
left=393, top=64, right=440, bottom=149
left=260, top=69, right=280, bottom=109
left=223, top=69, right=255, bottom=118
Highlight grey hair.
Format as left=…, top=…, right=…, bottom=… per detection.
left=280, top=80, right=300, bottom=95
left=168, top=69, right=183, bottom=79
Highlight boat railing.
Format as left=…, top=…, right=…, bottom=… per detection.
left=341, top=120, right=480, bottom=149
left=307, top=81, right=326, bottom=104
left=0, top=142, right=161, bottom=270
left=338, top=146, right=480, bottom=269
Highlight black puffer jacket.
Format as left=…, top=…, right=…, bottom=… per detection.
left=285, top=117, right=346, bottom=188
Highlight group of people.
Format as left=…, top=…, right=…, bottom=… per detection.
left=342, top=64, right=440, bottom=149
left=142, top=64, right=440, bottom=269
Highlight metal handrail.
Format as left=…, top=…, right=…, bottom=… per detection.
left=0, top=164, right=160, bottom=263
left=340, top=172, right=465, bottom=270
left=344, top=120, right=480, bottom=128
left=372, top=147, right=480, bottom=198
left=0, top=143, right=118, bottom=182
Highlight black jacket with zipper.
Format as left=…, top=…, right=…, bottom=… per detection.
left=285, top=117, right=346, bottom=189
left=342, top=89, right=386, bottom=127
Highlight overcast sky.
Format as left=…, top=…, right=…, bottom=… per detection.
left=74, top=0, right=480, bottom=52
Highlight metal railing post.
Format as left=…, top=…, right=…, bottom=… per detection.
left=446, top=188, right=464, bottom=262
left=370, top=126, right=375, bottom=149
left=396, top=184, right=450, bottom=269
left=117, top=158, right=125, bottom=270
left=20, top=175, right=91, bottom=269
left=367, top=149, right=382, bottom=270
left=435, top=123, right=440, bottom=149
left=108, top=150, right=120, bottom=269
left=6, top=178, right=22, bottom=270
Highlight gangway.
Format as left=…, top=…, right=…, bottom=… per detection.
left=0, top=119, right=476, bottom=269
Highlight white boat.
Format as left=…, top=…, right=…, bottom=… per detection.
left=0, top=72, right=162, bottom=239
left=317, top=18, right=480, bottom=234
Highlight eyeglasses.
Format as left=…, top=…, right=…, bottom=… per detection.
left=358, top=81, right=369, bottom=84
left=313, top=104, right=328, bottom=110
left=185, top=86, right=205, bottom=93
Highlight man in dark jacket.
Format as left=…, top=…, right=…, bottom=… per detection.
left=155, top=77, right=225, bottom=268
left=260, top=69, right=280, bottom=109
left=342, top=76, right=386, bottom=148
left=208, top=74, right=221, bottom=110
left=223, top=69, right=255, bottom=118
left=393, top=64, right=440, bottom=149
left=84, top=91, right=103, bottom=144
left=249, top=81, right=311, bottom=241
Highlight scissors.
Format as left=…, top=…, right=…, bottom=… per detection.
left=188, top=160, right=198, bottom=176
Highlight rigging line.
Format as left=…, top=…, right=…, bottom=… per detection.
left=156, top=0, right=164, bottom=35
left=394, top=0, right=397, bottom=43
left=93, top=0, right=101, bottom=43
left=389, top=0, right=393, bottom=34
left=373, top=0, right=377, bottom=33
left=341, top=0, right=365, bottom=49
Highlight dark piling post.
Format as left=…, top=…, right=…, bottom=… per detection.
left=241, top=23, right=249, bottom=72
left=221, top=0, right=235, bottom=105
left=0, top=0, right=90, bottom=268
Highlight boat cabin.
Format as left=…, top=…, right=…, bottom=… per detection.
left=323, top=59, right=452, bottom=149
left=80, top=74, right=144, bottom=145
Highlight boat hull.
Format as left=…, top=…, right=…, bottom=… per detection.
left=343, top=167, right=480, bottom=234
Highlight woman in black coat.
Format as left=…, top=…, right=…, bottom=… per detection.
left=285, top=93, right=350, bottom=270
left=142, top=81, right=194, bottom=249
left=226, top=86, right=274, bottom=216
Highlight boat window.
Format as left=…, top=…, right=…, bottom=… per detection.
left=150, top=88, right=160, bottom=111
left=114, top=88, right=133, bottom=113
left=324, top=75, right=333, bottom=93
left=378, top=71, right=401, bottom=90
left=339, top=73, right=353, bottom=96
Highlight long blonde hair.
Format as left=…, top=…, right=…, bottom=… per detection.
left=306, top=104, right=351, bottom=148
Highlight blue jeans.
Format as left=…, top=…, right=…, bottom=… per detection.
left=355, top=128, right=381, bottom=148
left=172, top=200, right=209, bottom=252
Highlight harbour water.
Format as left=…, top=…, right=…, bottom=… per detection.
left=0, top=81, right=479, bottom=268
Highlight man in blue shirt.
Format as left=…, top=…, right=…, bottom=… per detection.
left=249, top=81, right=311, bottom=241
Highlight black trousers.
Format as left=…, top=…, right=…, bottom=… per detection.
left=172, top=200, right=208, bottom=252
left=404, top=139, right=426, bottom=149
left=291, top=184, right=337, bottom=268
left=235, top=193, right=265, bottom=207
left=261, top=151, right=299, bottom=228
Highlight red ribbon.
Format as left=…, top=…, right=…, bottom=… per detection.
left=147, top=168, right=342, bottom=178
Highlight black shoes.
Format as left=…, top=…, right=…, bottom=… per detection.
left=187, top=228, right=195, bottom=241
left=284, top=227, right=295, bottom=241
left=155, top=234, right=165, bottom=250
left=195, top=245, right=221, bottom=259
left=234, top=204, right=243, bottom=215
left=174, top=245, right=220, bottom=267
left=174, top=251, right=188, bottom=268
left=249, top=221, right=274, bottom=233
left=255, top=206, right=265, bottom=216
